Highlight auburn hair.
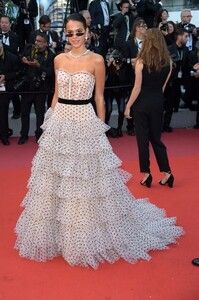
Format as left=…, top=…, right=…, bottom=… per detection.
left=136, top=28, right=170, bottom=72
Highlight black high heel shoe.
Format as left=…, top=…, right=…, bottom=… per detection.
left=159, top=173, right=174, bottom=188
left=140, top=174, right=152, bottom=188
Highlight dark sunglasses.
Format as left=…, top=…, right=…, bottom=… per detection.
left=65, top=32, right=85, bottom=37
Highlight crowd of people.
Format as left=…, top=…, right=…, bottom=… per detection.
left=0, top=0, right=199, bottom=146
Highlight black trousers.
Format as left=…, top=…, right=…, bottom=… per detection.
left=105, top=94, right=126, bottom=130
left=163, top=79, right=181, bottom=128
left=20, top=93, right=46, bottom=138
left=133, top=99, right=171, bottom=173
left=0, top=94, right=10, bottom=138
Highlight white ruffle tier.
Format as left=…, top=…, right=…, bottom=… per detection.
left=15, top=105, right=184, bottom=269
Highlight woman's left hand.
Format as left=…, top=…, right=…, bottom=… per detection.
left=124, top=106, right=132, bottom=119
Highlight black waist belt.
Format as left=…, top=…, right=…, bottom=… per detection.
left=58, top=98, right=92, bottom=105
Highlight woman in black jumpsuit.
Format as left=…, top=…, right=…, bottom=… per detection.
left=125, top=28, right=174, bottom=188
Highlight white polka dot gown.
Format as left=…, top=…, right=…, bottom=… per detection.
left=14, top=70, right=184, bottom=269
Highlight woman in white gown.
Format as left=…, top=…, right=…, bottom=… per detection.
left=15, top=13, right=183, bottom=269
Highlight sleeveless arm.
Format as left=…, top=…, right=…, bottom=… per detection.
left=124, top=60, right=143, bottom=119
left=94, top=55, right=106, bottom=122
left=51, top=57, right=59, bottom=110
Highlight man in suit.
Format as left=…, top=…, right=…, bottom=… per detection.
left=184, top=42, right=199, bottom=129
left=89, top=0, right=111, bottom=57
left=17, top=33, right=55, bottom=144
left=163, top=28, right=189, bottom=132
left=0, top=15, right=19, bottom=54
left=113, top=0, right=134, bottom=51
left=12, top=0, right=38, bottom=53
left=176, top=9, right=197, bottom=52
left=0, top=41, right=20, bottom=145
left=0, top=15, right=21, bottom=119
left=122, top=18, right=147, bottom=135
left=29, top=15, right=62, bottom=54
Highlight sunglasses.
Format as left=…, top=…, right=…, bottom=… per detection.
left=65, top=31, right=85, bottom=37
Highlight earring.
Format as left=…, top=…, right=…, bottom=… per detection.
left=85, top=35, right=88, bottom=40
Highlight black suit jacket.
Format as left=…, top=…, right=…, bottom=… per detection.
left=29, top=29, right=62, bottom=52
left=0, top=30, right=19, bottom=55
left=89, top=0, right=110, bottom=27
left=113, top=13, right=134, bottom=49
left=122, top=38, right=139, bottom=59
left=168, top=43, right=189, bottom=81
left=0, top=50, right=20, bottom=91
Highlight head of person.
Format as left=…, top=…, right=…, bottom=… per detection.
left=79, top=10, right=92, bottom=27
left=175, top=28, right=189, bottom=45
left=156, top=9, right=169, bottom=24
left=130, top=17, right=147, bottom=39
left=35, top=33, right=48, bottom=51
left=65, top=13, right=88, bottom=50
left=39, top=15, right=51, bottom=32
left=64, top=41, right=72, bottom=53
left=137, top=28, right=170, bottom=72
left=181, top=9, right=192, bottom=24
left=167, top=21, right=176, bottom=34
left=119, top=0, right=130, bottom=14
left=0, top=15, right=11, bottom=32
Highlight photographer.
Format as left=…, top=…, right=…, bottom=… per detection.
left=158, top=20, right=177, bottom=47
left=17, top=33, right=55, bottom=144
left=0, top=41, right=20, bottom=145
left=29, top=15, right=62, bottom=54
left=176, top=9, right=197, bottom=51
left=105, top=50, right=132, bottom=137
left=163, top=28, right=189, bottom=132
left=0, top=15, right=21, bottom=119
left=12, top=0, right=38, bottom=53
left=113, top=0, right=134, bottom=51
left=89, top=0, right=111, bottom=58
left=183, top=41, right=199, bottom=128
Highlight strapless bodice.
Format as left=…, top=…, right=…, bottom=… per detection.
left=57, top=69, right=95, bottom=100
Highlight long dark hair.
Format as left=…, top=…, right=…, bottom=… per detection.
left=65, top=13, right=87, bottom=30
left=136, top=28, right=170, bottom=72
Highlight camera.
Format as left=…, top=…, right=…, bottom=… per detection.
left=90, top=24, right=102, bottom=36
left=183, top=23, right=195, bottom=34
left=160, top=23, right=168, bottom=32
left=13, top=69, right=28, bottom=91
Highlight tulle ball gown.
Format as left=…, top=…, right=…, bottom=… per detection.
left=14, top=70, right=184, bottom=269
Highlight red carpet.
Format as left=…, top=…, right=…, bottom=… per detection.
left=0, top=129, right=199, bottom=300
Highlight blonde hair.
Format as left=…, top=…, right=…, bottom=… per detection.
left=136, top=28, right=170, bottom=72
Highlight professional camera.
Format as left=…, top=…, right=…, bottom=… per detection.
left=90, top=24, right=102, bottom=36
left=13, top=69, right=28, bottom=91
left=183, top=23, right=195, bottom=34
left=160, top=22, right=168, bottom=32
left=31, top=72, right=46, bottom=90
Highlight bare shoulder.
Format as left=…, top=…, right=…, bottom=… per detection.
left=89, top=52, right=104, bottom=65
left=54, top=53, right=66, bottom=64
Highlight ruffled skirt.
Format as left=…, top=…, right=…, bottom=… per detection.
left=14, top=103, right=184, bottom=269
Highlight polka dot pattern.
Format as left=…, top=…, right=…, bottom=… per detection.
left=14, top=71, right=184, bottom=269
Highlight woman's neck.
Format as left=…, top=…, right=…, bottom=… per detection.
left=71, top=46, right=87, bottom=55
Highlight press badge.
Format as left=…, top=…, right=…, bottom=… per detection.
left=24, top=19, right=30, bottom=25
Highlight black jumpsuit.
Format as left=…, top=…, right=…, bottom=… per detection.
left=133, top=64, right=171, bottom=174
